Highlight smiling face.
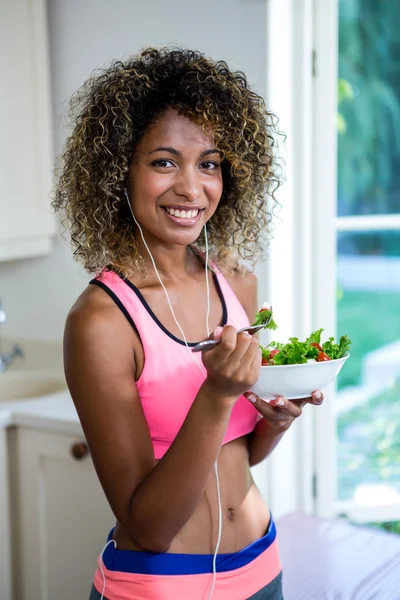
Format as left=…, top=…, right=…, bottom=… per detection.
left=127, top=108, right=223, bottom=248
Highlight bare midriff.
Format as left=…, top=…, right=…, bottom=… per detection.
left=112, top=435, right=271, bottom=554
left=110, top=263, right=270, bottom=554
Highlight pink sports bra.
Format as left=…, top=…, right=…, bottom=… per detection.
left=91, top=265, right=259, bottom=459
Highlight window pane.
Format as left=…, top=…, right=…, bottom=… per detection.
left=336, top=230, right=400, bottom=502
left=338, top=1, right=400, bottom=217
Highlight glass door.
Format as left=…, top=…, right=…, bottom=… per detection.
left=335, top=0, right=400, bottom=528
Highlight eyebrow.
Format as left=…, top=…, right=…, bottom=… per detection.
left=148, top=146, right=222, bottom=158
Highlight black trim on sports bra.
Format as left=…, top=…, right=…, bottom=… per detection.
left=118, top=271, right=228, bottom=347
left=89, top=279, right=142, bottom=342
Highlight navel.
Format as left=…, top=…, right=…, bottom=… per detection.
left=227, top=507, right=236, bottom=522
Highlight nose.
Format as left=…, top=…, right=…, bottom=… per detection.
left=173, top=167, right=202, bottom=202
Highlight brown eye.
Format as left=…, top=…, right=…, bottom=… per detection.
left=200, top=161, right=219, bottom=170
left=151, top=159, right=174, bottom=168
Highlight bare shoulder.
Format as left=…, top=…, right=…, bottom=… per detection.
left=224, top=268, right=258, bottom=295
left=223, top=267, right=258, bottom=324
left=67, top=283, right=123, bottom=328
left=63, top=283, right=139, bottom=422
left=63, top=284, right=155, bottom=544
left=65, top=284, right=138, bottom=360
left=63, top=283, right=141, bottom=414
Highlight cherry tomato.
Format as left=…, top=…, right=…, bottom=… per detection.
left=261, top=348, right=279, bottom=365
left=316, top=351, right=330, bottom=362
left=311, top=342, right=323, bottom=352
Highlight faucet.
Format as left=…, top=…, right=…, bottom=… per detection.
left=0, top=300, right=24, bottom=373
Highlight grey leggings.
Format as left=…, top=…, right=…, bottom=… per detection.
left=89, top=571, right=283, bottom=600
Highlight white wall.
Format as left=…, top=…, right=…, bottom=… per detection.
left=0, top=0, right=268, bottom=344
left=0, top=0, right=321, bottom=520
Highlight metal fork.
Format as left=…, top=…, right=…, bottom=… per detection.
left=191, top=320, right=270, bottom=353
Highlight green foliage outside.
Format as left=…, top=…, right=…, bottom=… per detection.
left=338, top=0, right=400, bottom=218
left=337, top=0, right=400, bottom=534
left=337, top=289, right=400, bottom=389
left=337, top=1, right=400, bottom=531
left=373, top=521, right=400, bottom=535
left=336, top=290, right=400, bottom=517
left=337, top=379, right=400, bottom=501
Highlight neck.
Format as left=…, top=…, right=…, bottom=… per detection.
left=132, top=223, right=211, bottom=343
left=137, top=238, right=200, bottom=280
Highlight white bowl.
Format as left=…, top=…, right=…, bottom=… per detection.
left=250, top=353, right=350, bottom=401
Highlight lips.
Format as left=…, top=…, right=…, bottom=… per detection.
left=161, top=206, right=204, bottom=226
left=162, top=205, right=204, bottom=215
left=164, top=207, right=201, bottom=219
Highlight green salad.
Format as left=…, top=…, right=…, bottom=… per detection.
left=252, top=303, right=278, bottom=330
left=253, top=306, right=352, bottom=366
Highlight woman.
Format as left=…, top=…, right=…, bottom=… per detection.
left=53, top=47, right=323, bottom=600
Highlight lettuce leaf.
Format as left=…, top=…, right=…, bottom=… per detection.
left=322, top=335, right=352, bottom=359
left=306, top=328, right=324, bottom=345
left=262, top=333, right=351, bottom=365
left=256, top=309, right=352, bottom=365
left=267, top=338, right=319, bottom=365
left=253, top=309, right=278, bottom=330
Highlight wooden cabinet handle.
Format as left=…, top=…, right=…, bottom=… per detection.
left=70, top=442, right=89, bottom=460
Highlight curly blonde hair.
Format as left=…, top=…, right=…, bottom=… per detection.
left=52, top=47, right=284, bottom=277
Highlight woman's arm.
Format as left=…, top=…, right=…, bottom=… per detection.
left=64, top=286, right=258, bottom=553
left=226, top=271, right=323, bottom=467
left=225, top=269, right=289, bottom=466
left=246, top=418, right=286, bottom=467
left=244, top=390, right=323, bottom=466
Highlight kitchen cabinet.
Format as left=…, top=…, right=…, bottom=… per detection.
left=0, top=0, right=56, bottom=261
left=1, top=428, right=13, bottom=600
left=9, top=427, right=114, bottom=600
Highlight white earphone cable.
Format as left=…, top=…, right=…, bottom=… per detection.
left=204, top=218, right=211, bottom=338
left=99, top=539, right=116, bottom=600
left=203, top=216, right=221, bottom=600
left=99, top=191, right=221, bottom=600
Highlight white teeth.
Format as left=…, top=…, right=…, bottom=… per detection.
left=165, top=208, right=199, bottom=219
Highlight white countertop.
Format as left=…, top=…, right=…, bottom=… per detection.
left=0, top=391, right=83, bottom=436
left=0, top=338, right=84, bottom=437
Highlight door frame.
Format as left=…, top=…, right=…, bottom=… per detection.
left=311, top=0, right=339, bottom=518
left=262, top=0, right=317, bottom=517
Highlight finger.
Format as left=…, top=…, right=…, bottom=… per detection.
left=248, top=339, right=262, bottom=370
left=243, top=392, right=277, bottom=419
left=310, top=390, right=324, bottom=405
left=245, top=393, right=302, bottom=420
left=226, top=330, right=254, bottom=364
left=201, top=325, right=235, bottom=363
left=312, top=390, right=324, bottom=405
left=212, top=325, right=238, bottom=360
left=247, top=394, right=293, bottom=422
left=291, top=392, right=324, bottom=408
left=199, top=326, right=223, bottom=355
left=212, top=326, right=223, bottom=341
left=269, top=396, right=303, bottom=418
left=238, top=338, right=261, bottom=379
left=241, top=336, right=261, bottom=372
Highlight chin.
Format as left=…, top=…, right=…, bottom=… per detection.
left=165, top=231, right=202, bottom=246
left=157, top=223, right=204, bottom=245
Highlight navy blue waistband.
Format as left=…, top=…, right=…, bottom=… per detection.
left=101, top=515, right=276, bottom=575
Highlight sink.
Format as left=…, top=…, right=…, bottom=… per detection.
left=0, top=370, right=67, bottom=402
